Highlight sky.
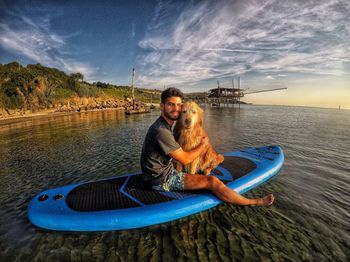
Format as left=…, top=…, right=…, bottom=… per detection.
left=0, top=0, right=349, bottom=109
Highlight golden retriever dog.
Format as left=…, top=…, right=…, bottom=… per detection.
left=174, top=101, right=224, bottom=175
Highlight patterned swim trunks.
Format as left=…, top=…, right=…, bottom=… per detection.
left=152, top=169, right=185, bottom=192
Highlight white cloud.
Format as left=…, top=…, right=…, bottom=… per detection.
left=137, top=0, right=350, bottom=90
left=266, top=76, right=274, bottom=80
left=0, top=12, right=96, bottom=80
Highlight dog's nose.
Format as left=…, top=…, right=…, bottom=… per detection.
left=185, top=119, right=191, bottom=125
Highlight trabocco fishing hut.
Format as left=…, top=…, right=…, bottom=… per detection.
left=206, top=77, right=287, bottom=107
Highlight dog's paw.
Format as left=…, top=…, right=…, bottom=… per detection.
left=216, top=154, right=224, bottom=164
left=203, top=168, right=212, bottom=175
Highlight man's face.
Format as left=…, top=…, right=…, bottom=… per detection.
left=161, top=96, right=183, bottom=121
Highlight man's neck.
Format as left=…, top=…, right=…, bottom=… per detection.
left=161, top=114, right=174, bottom=127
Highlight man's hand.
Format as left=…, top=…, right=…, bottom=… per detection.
left=200, top=136, right=210, bottom=153
left=201, top=136, right=209, bottom=148
left=170, top=136, right=210, bottom=165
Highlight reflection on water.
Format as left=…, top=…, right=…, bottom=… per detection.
left=0, top=106, right=349, bottom=261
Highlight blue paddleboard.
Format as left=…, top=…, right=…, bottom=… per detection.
left=28, top=145, right=284, bottom=231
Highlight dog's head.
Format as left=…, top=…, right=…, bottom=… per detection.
left=179, top=101, right=203, bottom=129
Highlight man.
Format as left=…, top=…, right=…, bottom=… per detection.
left=141, top=87, right=274, bottom=206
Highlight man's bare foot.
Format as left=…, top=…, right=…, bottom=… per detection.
left=254, top=194, right=274, bottom=206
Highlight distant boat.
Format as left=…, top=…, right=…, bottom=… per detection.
left=125, top=108, right=150, bottom=115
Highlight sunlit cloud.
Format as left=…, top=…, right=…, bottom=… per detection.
left=0, top=11, right=96, bottom=80
left=137, top=0, right=350, bottom=90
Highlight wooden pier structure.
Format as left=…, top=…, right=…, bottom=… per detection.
left=187, top=77, right=287, bottom=107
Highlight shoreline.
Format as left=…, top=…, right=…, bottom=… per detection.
left=0, top=102, right=346, bottom=124
left=0, top=107, right=122, bottom=125
left=0, top=103, right=160, bottom=124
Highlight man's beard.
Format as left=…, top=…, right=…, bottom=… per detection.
left=164, top=110, right=180, bottom=121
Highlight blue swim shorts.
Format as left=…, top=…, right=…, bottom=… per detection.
left=152, top=169, right=185, bottom=192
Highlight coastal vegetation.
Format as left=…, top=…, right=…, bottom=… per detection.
left=0, top=62, right=161, bottom=118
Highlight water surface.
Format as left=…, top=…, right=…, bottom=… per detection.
left=0, top=106, right=349, bottom=261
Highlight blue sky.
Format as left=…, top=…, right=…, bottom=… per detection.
left=1, top=0, right=349, bottom=108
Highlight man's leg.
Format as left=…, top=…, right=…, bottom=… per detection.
left=184, top=174, right=274, bottom=206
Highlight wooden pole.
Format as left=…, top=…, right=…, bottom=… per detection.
left=238, top=76, right=241, bottom=109
left=131, top=68, right=135, bottom=110
left=232, top=77, right=234, bottom=105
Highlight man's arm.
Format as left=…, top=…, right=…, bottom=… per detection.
left=169, top=136, right=209, bottom=165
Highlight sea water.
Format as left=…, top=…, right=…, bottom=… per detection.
left=0, top=105, right=349, bottom=261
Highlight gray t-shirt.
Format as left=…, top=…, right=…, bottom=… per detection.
left=141, top=116, right=180, bottom=184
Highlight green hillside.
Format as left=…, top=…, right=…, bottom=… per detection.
left=0, top=62, right=161, bottom=111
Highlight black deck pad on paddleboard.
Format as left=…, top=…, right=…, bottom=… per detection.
left=66, top=156, right=256, bottom=212
left=212, top=156, right=256, bottom=180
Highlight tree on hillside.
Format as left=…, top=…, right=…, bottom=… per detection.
left=70, top=72, right=84, bottom=82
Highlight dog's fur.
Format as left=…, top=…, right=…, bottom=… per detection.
left=174, top=101, right=224, bottom=175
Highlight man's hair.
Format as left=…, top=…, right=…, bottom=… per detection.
left=161, top=87, right=184, bottom=104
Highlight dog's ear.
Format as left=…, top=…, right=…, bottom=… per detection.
left=197, top=104, right=204, bottom=127
left=177, top=105, right=185, bottom=128
left=173, top=121, right=180, bottom=140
